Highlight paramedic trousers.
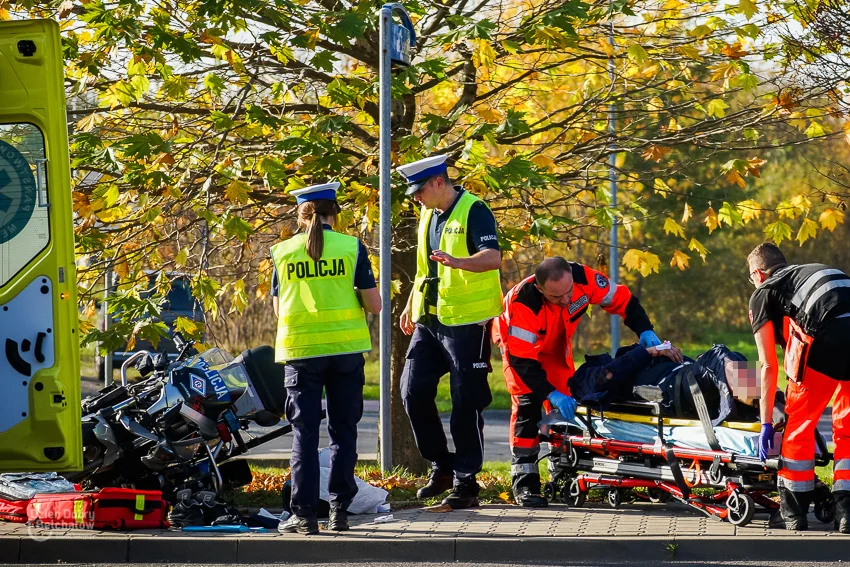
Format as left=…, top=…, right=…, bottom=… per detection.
left=284, top=353, right=365, bottom=518
left=401, top=316, right=493, bottom=478
left=509, top=391, right=552, bottom=493
left=779, top=328, right=850, bottom=500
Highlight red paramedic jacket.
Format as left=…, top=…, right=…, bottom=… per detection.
left=494, top=263, right=654, bottom=397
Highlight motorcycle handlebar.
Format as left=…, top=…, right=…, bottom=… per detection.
left=121, top=351, right=152, bottom=387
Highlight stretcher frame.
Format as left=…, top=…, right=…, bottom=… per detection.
left=542, top=402, right=835, bottom=527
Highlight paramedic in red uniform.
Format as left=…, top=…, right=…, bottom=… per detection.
left=747, top=243, right=850, bottom=533
left=494, top=257, right=660, bottom=507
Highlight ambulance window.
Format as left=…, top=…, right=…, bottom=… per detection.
left=0, top=123, right=50, bottom=288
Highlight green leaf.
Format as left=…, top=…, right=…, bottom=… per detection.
left=210, top=110, right=233, bottom=131
left=718, top=201, right=743, bottom=226
left=626, top=43, right=649, bottom=64
left=764, top=220, right=793, bottom=244
left=738, top=0, right=758, bottom=20
left=805, top=121, right=825, bottom=138
left=204, top=73, right=226, bottom=97
left=223, top=214, right=253, bottom=242
left=707, top=99, right=730, bottom=118
left=311, top=50, right=338, bottom=73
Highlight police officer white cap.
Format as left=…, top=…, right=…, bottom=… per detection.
left=290, top=182, right=340, bottom=205
left=396, top=155, right=449, bottom=195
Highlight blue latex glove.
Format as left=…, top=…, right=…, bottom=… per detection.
left=639, top=330, right=662, bottom=348
left=759, top=423, right=775, bottom=461
left=548, top=390, right=577, bottom=421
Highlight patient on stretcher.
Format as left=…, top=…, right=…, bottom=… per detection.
left=567, top=344, right=784, bottom=425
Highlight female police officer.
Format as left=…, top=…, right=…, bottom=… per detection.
left=270, top=182, right=381, bottom=535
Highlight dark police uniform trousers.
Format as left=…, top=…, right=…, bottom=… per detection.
left=401, top=315, right=493, bottom=477
left=284, top=352, right=364, bottom=518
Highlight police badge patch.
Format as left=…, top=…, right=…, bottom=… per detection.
left=190, top=375, right=206, bottom=396
left=595, top=273, right=609, bottom=288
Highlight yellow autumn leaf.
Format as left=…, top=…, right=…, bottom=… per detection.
left=663, top=218, right=686, bottom=238
left=623, top=249, right=662, bottom=277
left=670, top=250, right=691, bottom=271
left=688, top=238, right=709, bottom=261
left=682, top=203, right=693, bottom=223
left=498, top=491, right=513, bottom=503
left=796, top=217, right=818, bottom=245
left=704, top=207, right=719, bottom=233
left=476, top=106, right=502, bottom=123
left=776, top=200, right=801, bottom=220
left=738, top=199, right=762, bottom=222
left=819, top=207, right=845, bottom=232
left=790, top=194, right=811, bottom=213
left=725, top=169, right=746, bottom=188
left=597, top=37, right=615, bottom=57
left=225, top=179, right=251, bottom=204
left=844, top=122, right=850, bottom=145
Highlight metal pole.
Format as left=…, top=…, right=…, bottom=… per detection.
left=103, top=270, right=113, bottom=386
left=378, top=5, right=393, bottom=473
left=607, top=7, right=620, bottom=355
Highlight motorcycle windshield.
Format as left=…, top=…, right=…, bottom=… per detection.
left=215, top=361, right=250, bottom=390
left=186, top=348, right=233, bottom=369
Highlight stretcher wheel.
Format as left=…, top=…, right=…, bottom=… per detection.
left=607, top=489, right=622, bottom=509
left=567, top=479, right=586, bottom=508
left=648, top=488, right=671, bottom=504
left=543, top=482, right=557, bottom=502
left=814, top=494, right=836, bottom=524
left=726, top=492, right=755, bottom=526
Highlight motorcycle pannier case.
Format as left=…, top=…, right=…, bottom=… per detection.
left=27, top=488, right=168, bottom=529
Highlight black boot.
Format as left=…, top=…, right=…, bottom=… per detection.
left=835, top=491, right=850, bottom=534
left=443, top=477, right=480, bottom=509
left=278, top=514, right=319, bottom=535
left=417, top=467, right=454, bottom=499
left=328, top=502, right=350, bottom=532
left=770, top=486, right=811, bottom=531
left=514, top=487, right=548, bottom=508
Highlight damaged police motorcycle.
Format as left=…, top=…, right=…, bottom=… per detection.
left=65, top=336, right=290, bottom=501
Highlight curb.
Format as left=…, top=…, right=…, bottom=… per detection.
left=2, top=533, right=849, bottom=563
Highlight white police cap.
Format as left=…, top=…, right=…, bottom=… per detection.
left=396, top=155, right=449, bottom=195
left=290, top=182, right=340, bottom=205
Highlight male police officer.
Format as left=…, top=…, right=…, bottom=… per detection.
left=494, top=257, right=660, bottom=507
left=397, top=155, right=503, bottom=509
left=747, top=243, right=850, bottom=532
left=271, top=182, right=381, bottom=534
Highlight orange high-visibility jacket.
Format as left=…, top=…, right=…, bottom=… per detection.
left=494, top=263, right=654, bottom=397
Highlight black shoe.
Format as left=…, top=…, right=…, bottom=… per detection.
left=278, top=514, right=319, bottom=535
left=442, top=478, right=480, bottom=510
left=328, top=504, right=350, bottom=531
left=768, top=509, right=808, bottom=531
left=167, top=499, right=205, bottom=528
left=835, top=491, right=850, bottom=534
left=773, top=486, right=810, bottom=531
left=417, top=468, right=453, bottom=499
left=514, top=488, right=548, bottom=508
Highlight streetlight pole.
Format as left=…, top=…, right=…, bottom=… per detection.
left=607, top=5, right=620, bottom=355
left=378, top=3, right=415, bottom=474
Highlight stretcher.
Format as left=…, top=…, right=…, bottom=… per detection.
left=540, top=400, right=835, bottom=527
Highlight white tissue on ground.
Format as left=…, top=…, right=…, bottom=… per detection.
left=318, top=448, right=389, bottom=514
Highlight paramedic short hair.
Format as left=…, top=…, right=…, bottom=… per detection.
left=535, top=257, right=572, bottom=286
left=747, top=243, right=787, bottom=272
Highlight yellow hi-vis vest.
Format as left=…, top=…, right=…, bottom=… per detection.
left=411, top=191, right=503, bottom=326
left=270, top=231, right=372, bottom=362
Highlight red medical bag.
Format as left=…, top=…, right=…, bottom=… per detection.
left=0, top=497, right=29, bottom=523
left=27, top=487, right=169, bottom=529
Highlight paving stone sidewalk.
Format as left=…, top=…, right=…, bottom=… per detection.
left=1, top=502, right=846, bottom=564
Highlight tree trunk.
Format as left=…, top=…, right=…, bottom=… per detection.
left=385, top=215, right=428, bottom=475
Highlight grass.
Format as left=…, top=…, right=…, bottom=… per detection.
left=362, top=329, right=788, bottom=411
left=227, top=460, right=541, bottom=510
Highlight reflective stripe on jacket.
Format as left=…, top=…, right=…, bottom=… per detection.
left=494, top=266, right=652, bottom=397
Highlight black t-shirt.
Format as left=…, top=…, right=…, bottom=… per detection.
left=270, top=227, right=376, bottom=297
left=425, top=188, right=500, bottom=305
left=749, top=263, right=850, bottom=341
